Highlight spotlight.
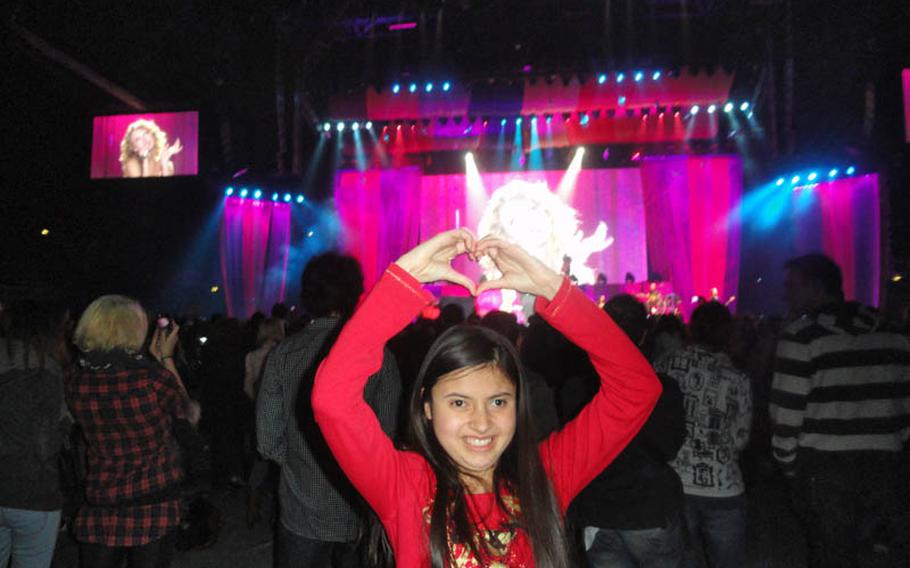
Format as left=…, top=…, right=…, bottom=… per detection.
left=322, top=122, right=331, bottom=132
left=634, top=71, right=644, bottom=82
left=225, top=187, right=234, bottom=196
left=272, top=193, right=279, bottom=201
left=239, top=188, right=248, bottom=198
left=690, top=105, right=700, bottom=115
left=723, top=102, right=734, bottom=113
left=579, top=113, right=590, bottom=125
left=465, top=152, right=473, bottom=161
left=828, top=168, right=839, bottom=178
left=392, top=83, right=401, bottom=94
left=616, top=72, right=625, bottom=83
left=740, top=102, right=750, bottom=111
left=253, top=189, right=262, bottom=199
left=283, top=193, right=292, bottom=202
left=365, top=121, right=373, bottom=129
left=442, top=81, right=451, bottom=91
left=296, top=195, right=305, bottom=203
left=409, top=83, right=417, bottom=93
left=652, top=70, right=661, bottom=80
left=515, top=117, right=522, bottom=126
left=791, top=176, right=801, bottom=185
left=500, top=118, right=507, bottom=127
left=530, top=115, right=538, bottom=124
left=545, top=114, right=553, bottom=124
left=597, top=74, right=607, bottom=84
left=618, top=95, right=627, bottom=106
left=336, top=122, right=345, bottom=131
left=807, top=172, right=818, bottom=181
left=846, top=166, right=856, bottom=175
left=775, top=178, right=785, bottom=186
left=306, top=230, right=315, bottom=238
left=425, top=82, right=433, bottom=92
left=352, top=122, right=360, bottom=131
left=563, top=112, right=572, bottom=123
left=707, top=104, right=717, bottom=114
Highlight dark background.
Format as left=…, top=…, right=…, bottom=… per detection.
left=2, top=0, right=908, bottom=314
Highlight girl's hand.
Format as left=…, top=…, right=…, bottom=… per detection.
left=395, top=228, right=478, bottom=295
left=475, top=236, right=563, bottom=301
left=150, top=323, right=181, bottom=361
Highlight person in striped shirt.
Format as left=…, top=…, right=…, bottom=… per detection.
left=770, top=253, right=910, bottom=567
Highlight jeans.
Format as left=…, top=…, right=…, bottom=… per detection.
left=276, top=523, right=359, bottom=568
left=584, top=513, right=685, bottom=568
left=682, top=494, right=746, bottom=568
left=0, top=507, right=60, bottom=568
left=79, top=532, right=175, bottom=568
left=0, top=508, right=60, bottom=568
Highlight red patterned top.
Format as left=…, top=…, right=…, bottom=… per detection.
left=66, top=351, right=189, bottom=546
left=313, top=264, right=661, bottom=567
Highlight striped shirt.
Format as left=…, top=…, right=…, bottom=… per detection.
left=769, top=303, right=910, bottom=475
left=256, top=317, right=401, bottom=542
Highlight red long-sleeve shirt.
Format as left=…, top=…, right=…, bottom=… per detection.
left=313, top=264, right=661, bottom=567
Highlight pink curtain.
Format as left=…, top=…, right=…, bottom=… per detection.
left=640, top=155, right=743, bottom=315
left=219, top=198, right=292, bottom=318
left=796, top=175, right=881, bottom=306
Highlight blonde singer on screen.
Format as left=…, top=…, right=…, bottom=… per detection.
left=119, top=119, right=183, bottom=178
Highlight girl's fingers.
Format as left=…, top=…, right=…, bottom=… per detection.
left=442, top=268, right=477, bottom=296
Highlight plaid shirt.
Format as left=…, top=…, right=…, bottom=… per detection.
left=66, top=350, right=189, bottom=546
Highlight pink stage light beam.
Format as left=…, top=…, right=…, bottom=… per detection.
left=388, top=22, right=417, bottom=31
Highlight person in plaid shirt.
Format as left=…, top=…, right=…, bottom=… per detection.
left=66, top=295, right=199, bottom=567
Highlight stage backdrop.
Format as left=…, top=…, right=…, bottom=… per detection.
left=335, top=167, right=649, bottom=294
left=219, top=197, right=291, bottom=318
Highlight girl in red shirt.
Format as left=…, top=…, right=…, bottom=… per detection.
left=312, top=230, right=661, bottom=567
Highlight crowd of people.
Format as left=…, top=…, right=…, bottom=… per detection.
left=1, top=230, right=908, bottom=568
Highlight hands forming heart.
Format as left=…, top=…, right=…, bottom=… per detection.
left=394, top=229, right=564, bottom=301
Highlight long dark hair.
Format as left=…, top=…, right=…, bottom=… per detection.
left=407, top=324, right=571, bottom=568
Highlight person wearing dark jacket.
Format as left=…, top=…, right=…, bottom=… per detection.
left=564, top=294, right=687, bottom=567
left=0, top=301, right=70, bottom=568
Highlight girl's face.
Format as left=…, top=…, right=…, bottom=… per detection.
left=424, top=364, right=517, bottom=492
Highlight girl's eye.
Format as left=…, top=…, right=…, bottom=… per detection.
left=492, top=399, right=508, bottom=408
left=450, top=399, right=465, bottom=408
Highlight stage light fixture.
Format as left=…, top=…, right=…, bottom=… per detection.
left=740, top=102, right=750, bottom=111
left=352, top=122, right=360, bottom=131
left=500, top=118, right=507, bottom=127
left=634, top=71, right=644, bottom=82
left=791, top=176, right=801, bottom=185
left=579, top=113, right=590, bottom=125
left=616, top=72, right=625, bottom=83
left=807, top=172, right=818, bottom=181
left=597, top=74, right=607, bottom=84
left=652, top=71, right=661, bottom=80
left=392, top=84, right=401, bottom=94
left=365, top=121, right=373, bottom=129
left=723, top=102, right=734, bottom=113
left=775, top=178, right=785, bottom=186
left=442, top=82, right=451, bottom=91
left=707, top=104, right=717, bottom=114
left=846, top=166, right=856, bottom=175
left=307, top=230, right=315, bottom=238
left=530, top=115, right=538, bottom=124
left=253, top=189, right=262, bottom=199
left=618, top=95, right=627, bottom=106
left=272, top=193, right=279, bottom=201
left=336, top=122, right=345, bottom=131
left=322, top=122, right=331, bottom=132
left=283, top=193, right=292, bottom=202
left=239, top=188, right=248, bottom=198
left=296, top=195, right=305, bottom=203
left=425, top=82, right=433, bottom=92
left=690, top=105, right=700, bottom=115
left=225, top=187, right=234, bottom=196
left=545, top=114, right=553, bottom=124
left=409, top=83, right=417, bottom=93
left=828, top=169, right=838, bottom=178
left=515, top=117, right=522, bottom=126
left=465, top=152, right=473, bottom=161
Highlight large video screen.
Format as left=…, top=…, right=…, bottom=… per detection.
left=91, top=111, right=198, bottom=179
